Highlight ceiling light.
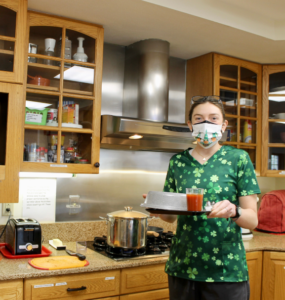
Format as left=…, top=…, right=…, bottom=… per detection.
left=54, top=66, right=94, bottom=84
left=129, top=134, right=143, bottom=139
left=268, top=96, right=285, bottom=102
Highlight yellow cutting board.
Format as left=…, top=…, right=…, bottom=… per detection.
left=29, top=256, right=89, bottom=270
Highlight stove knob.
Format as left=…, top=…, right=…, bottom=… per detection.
left=26, top=243, right=33, bottom=251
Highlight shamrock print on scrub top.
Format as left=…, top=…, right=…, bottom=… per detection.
left=163, top=145, right=260, bottom=282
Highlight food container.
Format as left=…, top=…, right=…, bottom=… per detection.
left=141, top=191, right=187, bottom=211
left=25, top=107, right=48, bottom=125
left=28, top=75, right=50, bottom=86
left=48, top=134, right=65, bottom=146
left=100, top=207, right=152, bottom=249
left=47, top=109, right=58, bottom=125
left=273, top=113, right=285, bottom=119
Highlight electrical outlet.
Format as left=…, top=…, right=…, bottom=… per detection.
left=2, top=203, right=13, bottom=216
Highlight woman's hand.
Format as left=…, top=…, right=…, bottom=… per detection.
left=207, top=200, right=236, bottom=219
left=142, top=194, right=160, bottom=218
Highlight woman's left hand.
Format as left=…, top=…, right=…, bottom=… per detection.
left=207, top=200, right=236, bottom=219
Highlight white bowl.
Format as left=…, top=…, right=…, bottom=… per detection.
left=140, top=191, right=187, bottom=211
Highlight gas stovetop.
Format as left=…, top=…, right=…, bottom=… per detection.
left=85, top=231, right=174, bottom=261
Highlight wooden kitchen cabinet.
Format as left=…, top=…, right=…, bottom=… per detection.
left=262, top=251, right=285, bottom=300
left=186, top=53, right=262, bottom=175
left=21, top=11, right=104, bottom=174
left=120, top=264, right=168, bottom=295
left=0, top=279, right=23, bottom=300
left=0, top=82, right=24, bottom=203
left=261, top=65, right=285, bottom=176
left=120, top=288, right=169, bottom=300
left=0, top=0, right=27, bottom=84
left=24, top=270, right=120, bottom=300
left=246, top=251, right=263, bottom=300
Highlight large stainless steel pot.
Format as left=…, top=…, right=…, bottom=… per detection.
left=100, top=207, right=151, bottom=249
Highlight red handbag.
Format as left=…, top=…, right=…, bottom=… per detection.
left=257, top=190, right=285, bottom=233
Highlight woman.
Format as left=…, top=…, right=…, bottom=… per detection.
left=146, top=96, right=260, bottom=300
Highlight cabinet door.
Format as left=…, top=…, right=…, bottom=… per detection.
left=24, top=270, right=120, bottom=300
left=21, top=12, right=104, bottom=174
left=262, top=65, right=285, bottom=176
left=246, top=251, right=262, bottom=300
left=120, top=288, right=169, bottom=300
left=0, top=279, right=23, bottom=300
left=121, top=264, right=168, bottom=295
left=262, top=251, right=285, bottom=300
left=214, top=54, right=262, bottom=175
left=0, top=0, right=26, bottom=83
left=0, top=82, right=23, bottom=203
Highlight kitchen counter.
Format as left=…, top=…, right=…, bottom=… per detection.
left=0, top=231, right=284, bottom=281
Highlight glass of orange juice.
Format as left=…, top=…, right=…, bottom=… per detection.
left=186, top=188, right=204, bottom=211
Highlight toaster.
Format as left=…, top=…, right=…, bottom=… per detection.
left=5, top=218, right=42, bottom=255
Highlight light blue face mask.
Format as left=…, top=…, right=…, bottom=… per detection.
left=192, top=121, right=223, bottom=149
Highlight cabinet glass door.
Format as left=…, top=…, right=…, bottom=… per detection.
left=0, top=5, right=16, bottom=72
left=217, top=58, right=260, bottom=174
left=262, top=66, right=285, bottom=175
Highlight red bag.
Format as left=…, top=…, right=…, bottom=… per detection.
left=257, top=190, right=285, bottom=233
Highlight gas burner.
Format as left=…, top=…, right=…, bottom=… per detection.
left=93, top=236, right=107, bottom=250
left=146, top=244, right=162, bottom=254
left=106, top=245, right=146, bottom=257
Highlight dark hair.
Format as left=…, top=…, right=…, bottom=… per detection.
left=188, top=97, right=226, bottom=122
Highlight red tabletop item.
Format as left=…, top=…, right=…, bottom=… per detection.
left=0, top=243, right=52, bottom=259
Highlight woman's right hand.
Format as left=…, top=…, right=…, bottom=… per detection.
left=142, top=194, right=160, bottom=217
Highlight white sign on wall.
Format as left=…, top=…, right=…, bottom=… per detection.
left=21, top=179, right=56, bottom=222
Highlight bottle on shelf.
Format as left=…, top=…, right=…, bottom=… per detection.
left=243, top=120, right=252, bottom=143
left=73, top=37, right=88, bottom=62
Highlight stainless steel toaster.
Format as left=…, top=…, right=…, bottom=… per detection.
left=5, top=218, right=42, bottom=255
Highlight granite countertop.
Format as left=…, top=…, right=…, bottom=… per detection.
left=0, top=231, right=284, bottom=281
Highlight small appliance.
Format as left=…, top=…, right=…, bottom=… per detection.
left=5, top=218, right=42, bottom=255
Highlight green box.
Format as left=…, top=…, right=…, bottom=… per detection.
left=25, top=107, right=48, bottom=125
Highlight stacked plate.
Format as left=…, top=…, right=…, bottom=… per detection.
left=141, top=191, right=187, bottom=211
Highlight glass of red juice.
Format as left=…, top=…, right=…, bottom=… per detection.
left=186, top=188, right=204, bottom=211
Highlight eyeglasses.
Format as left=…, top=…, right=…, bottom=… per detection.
left=190, top=95, right=223, bottom=105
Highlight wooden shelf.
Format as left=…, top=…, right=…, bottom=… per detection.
left=63, top=88, right=93, bottom=96
left=223, top=102, right=256, bottom=110
left=268, top=118, right=285, bottom=122
left=240, top=89, right=258, bottom=96
left=240, top=80, right=256, bottom=86
left=220, top=86, right=258, bottom=96
left=0, top=35, right=16, bottom=42
left=24, top=124, right=93, bottom=134
left=62, top=92, right=94, bottom=101
left=26, top=88, right=60, bottom=96
left=0, top=49, right=14, bottom=55
left=27, top=62, right=60, bottom=71
left=220, top=76, right=237, bottom=82
left=26, top=84, right=59, bottom=92
left=268, top=143, right=285, bottom=148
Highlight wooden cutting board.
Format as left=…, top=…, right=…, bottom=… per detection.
left=29, top=256, right=89, bottom=270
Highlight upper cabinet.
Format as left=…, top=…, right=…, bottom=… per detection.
left=0, top=0, right=27, bottom=83
left=186, top=53, right=262, bottom=175
left=21, top=12, right=104, bottom=174
left=262, top=65, right=285, bottom=177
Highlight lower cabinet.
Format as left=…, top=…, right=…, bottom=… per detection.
left=24, top=270, right=120, bottom=300
left=120, top=288, right=169, bottom=300
left=246, top=251, right=263, bottom=300
left=262, top=251, right=285, bottom=300
left=0, top=279, right=23, bottom=300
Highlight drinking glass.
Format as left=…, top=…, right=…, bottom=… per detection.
left=186, top=188, right=204, bottom=211
left=76, top=241, right=87, bottom=254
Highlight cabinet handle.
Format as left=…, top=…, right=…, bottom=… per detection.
left=67, top=286, right=87, bottom=292
left=94, top=162, right=100, bottom=168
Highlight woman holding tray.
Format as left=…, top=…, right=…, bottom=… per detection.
left=144, top=95, right=260, bottom=300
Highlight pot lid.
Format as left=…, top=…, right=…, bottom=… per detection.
left=107, top=206, right=148, bottom=219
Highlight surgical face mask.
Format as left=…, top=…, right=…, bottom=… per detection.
left=192, top=120, right=223, bottom=149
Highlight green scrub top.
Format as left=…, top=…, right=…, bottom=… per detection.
left=163, top=145, right=260, bottom=282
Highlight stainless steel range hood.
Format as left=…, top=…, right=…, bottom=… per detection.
left=100, top=39, right=226, bottom=152
left=101, top=115, right=194, bottom=152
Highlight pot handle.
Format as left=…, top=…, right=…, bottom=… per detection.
left=27, top=75, right=35, bottom=80
left=147, top=216, right=159, bottom=220
left=99, top=216, right=108, bottom=225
